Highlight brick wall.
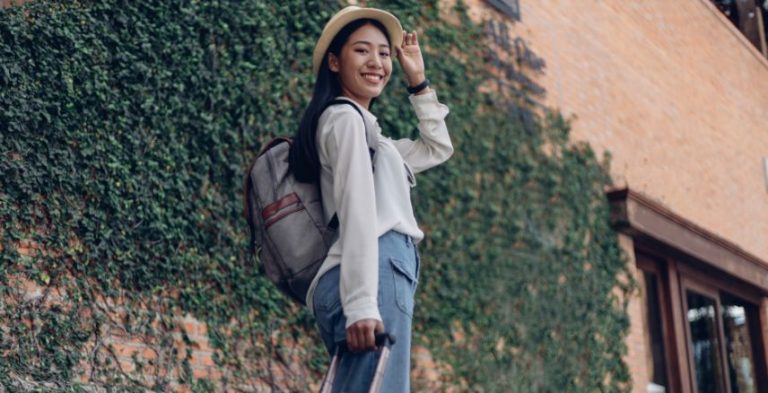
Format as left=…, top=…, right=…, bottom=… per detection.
left=466, top=0, right=768, bottom=260
left=8, top=0, right=766, bottom=390
left=9, top=239, right=454, bottom=391
left=10, top=258, right=454, bottom=391
left=617, top=234, right=651, bottom=393
left=461, top=1, right=768, bottom=391
left=0, top=0, right=29, bottom=7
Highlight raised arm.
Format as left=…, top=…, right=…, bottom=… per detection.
left=393, top=30, right=453, bottom=173
left=390, top=91, right=453, bottom=173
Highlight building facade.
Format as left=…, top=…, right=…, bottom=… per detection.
left=466, top=0, right=768, bottom=391
left=2, top=0, right=766, bottom=391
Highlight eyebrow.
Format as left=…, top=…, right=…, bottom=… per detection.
left=351, top=40, right=390, bottom=49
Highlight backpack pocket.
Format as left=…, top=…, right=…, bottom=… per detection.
left=263, top=193, right=303, bottom=228
left=261, top=193, right=328, bottom=301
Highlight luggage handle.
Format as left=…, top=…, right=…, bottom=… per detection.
left=335, top=332, right=396, bottom=354
left=319, top=333, right=396, bottom=393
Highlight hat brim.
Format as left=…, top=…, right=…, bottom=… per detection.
left=312, top=7, right=404, bottom=75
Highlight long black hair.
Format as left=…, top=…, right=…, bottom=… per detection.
left=289, top=18, right=391, bottom=183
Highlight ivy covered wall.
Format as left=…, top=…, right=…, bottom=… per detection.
left=0, top=0, right=632, bottom=391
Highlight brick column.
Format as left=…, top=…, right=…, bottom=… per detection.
left=618, top=233, right=651, bottom=393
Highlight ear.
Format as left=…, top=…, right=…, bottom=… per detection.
left=328, top=53, right=339, bottom=73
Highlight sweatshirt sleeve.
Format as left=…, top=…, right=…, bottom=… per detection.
left=390, top=90, right=454, bottom=174
left=319, top=108, right=382, bottom=327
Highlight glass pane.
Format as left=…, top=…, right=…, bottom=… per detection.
left=722, top=297, right=757, bottom=393
left=643, top=271, right=668, bottom=388
left=687, top=291, right=726, bottom=393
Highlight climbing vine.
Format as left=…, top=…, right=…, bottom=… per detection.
left=0, top=0, right=632, bottom=391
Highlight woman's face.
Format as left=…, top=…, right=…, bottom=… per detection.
left=328, top=23, right=392, bottom=109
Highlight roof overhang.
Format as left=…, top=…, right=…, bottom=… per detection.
left=607, top=187, right=768, bottom=291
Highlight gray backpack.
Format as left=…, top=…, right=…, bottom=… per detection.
left=244, top=100, right=369, bottom=305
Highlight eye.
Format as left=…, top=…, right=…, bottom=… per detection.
left=380, top=52, right=390, bottom=57
left=355, top=48, right=368, bottom=54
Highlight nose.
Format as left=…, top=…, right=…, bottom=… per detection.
left=367, top=53, right=383, bottom=69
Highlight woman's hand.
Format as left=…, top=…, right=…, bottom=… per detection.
left=346, top=318, right=384, bottom=352
left=396, top=31, right=427, bottom=88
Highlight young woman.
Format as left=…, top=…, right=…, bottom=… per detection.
left=290, top=6, right=453, bottom=391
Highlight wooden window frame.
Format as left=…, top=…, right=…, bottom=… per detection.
left=680, top=275, right=730, bottom=393
left=637, top=252, right=682, bottom=392
left=609, top=188, right=768, bottom=392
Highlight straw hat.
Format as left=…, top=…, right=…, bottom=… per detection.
left=312, top=6, right=403, bottom=75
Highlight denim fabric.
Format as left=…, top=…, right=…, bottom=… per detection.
left=314, top=230, right=420, bottom=393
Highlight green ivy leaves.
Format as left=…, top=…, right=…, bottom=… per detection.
left=0, top=0, right=631, bottom=391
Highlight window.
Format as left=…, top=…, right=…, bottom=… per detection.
left=720, top=294, right=759, bottom=393
left=682, top=277, right=763, bottom=393
left=608, top=188, right=768, bottom=393
left=645, top=270, right=669, bottom=387
left=684, top=283, right=728, bottom=393
left=637, top=253, right=677, bottom=392
left=638, top=259, right=672, bottom=390
left=637, top=251, right=766, bottom=393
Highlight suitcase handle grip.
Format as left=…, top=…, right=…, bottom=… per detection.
left=375, top=332, right=396, bottom=347
left=336, top=332, right=396, bottom=353
left=321, top=333, right=397, bottom=393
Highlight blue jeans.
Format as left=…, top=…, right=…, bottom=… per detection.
left=313, top=231, right=420, bottom=393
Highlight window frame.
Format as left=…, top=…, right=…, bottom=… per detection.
left=609, top=188, right=768, bottom=392
left=637, top=252, right=680, bottom=391
left=636, top=246, right=768, bottom=393
left=680, top=274, right=730, bottom=393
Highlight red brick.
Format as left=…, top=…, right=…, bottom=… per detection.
left=192, top=366, right=222, bottom=380
left=118, top=360, right=135, bottom=373
left=183, top=321, right=197, bottom=336
left=175, top=344, right=188, bottom=360
left=142, top=348, right=158, bottom=361
left=191, top=351, right=215, bottom=367
left=208, top=368, right=222, bottom=380
left=0, top=0, right=32, bottom=8
left=110, top=342, right=143, bottom=359
left=173, top=385, right=192, bottom=393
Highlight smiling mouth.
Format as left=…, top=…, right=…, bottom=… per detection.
left=362, top=73, right=384, bottom=82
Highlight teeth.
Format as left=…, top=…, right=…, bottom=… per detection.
left=363, top=74, right=382, bottom=81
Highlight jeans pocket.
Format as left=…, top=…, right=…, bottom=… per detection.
left=389, top=257, right=418, bottom=317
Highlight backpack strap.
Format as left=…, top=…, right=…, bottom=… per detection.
left=324, top=99, right=375, bottom=159
left=322, top=99, right=375, bottom=230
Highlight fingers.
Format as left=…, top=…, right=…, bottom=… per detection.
left=346, top=319, right=383, bottom=352
left=346, top=326, right=357, bottom=351
left=402, top=31, right=419, bottom=47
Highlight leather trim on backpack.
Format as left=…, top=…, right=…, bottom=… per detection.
left=262, top=193, right=300, bottom=220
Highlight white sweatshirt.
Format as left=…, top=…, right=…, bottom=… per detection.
left=305, top=90, right=453, bottom=327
